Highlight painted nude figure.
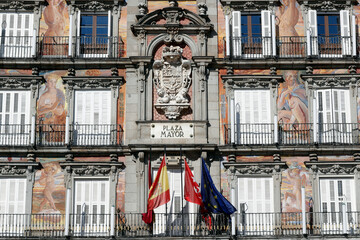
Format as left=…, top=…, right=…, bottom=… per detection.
left=39, top=164, right=58, bottom=211
left=283, top=168, right=307, bottom=212
left=278, top=0, right=299, bottom=37
left=43, top=0, right=67, bottom=55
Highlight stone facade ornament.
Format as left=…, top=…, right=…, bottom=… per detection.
left=153, top=46, right=191, bottom=119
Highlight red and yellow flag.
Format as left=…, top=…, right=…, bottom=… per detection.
left=147, top=156, right=170, bottom=211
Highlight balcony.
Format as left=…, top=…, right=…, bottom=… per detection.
left=224, top=123, right=359, bottom=145
left=0, top=212, right=359, bottom=238
left=0, top=123, right=123, bottom=147
left=225, top=36, right=354, bottom=59
left=0, top=36, right=125, bottom=59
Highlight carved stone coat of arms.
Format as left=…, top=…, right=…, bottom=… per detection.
left=153, top=46, right=191, bottom=119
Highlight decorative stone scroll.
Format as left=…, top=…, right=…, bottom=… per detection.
left=153, top=46, right=191, bottom=119
left=305, top=161, right=360, bottom=175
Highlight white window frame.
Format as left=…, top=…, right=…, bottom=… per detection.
left=73, top=90, right=111, bottom=145
left=314, top=88, right=351, bottom=143
left=73, top=178, right=110, bottom=236
left=0, top=90, right=31, bottom=146
left=237, top=177, right=274, bottom=235
left=319, top=177, right=356, bottom=234
left=0, top=13, right=34, bottom=58
left=233, top=89, right=272, bottom=144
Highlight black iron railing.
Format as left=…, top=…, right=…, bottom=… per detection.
left=224, top=123, right=360, bottom=145
left=0, top=36, right=33, bottom=58
left=277, top=36, right=307, bottom=58
left=71, top=124, right=123, bottom=146
left=0, top=124, right=31, bottom=146
left=36, top=124, right=66, bottom=147
left=0, top=123, right=123, bottom=147
left=1, top=212, right=360, bottom=237
left=0, top=36, right=125, bottom=59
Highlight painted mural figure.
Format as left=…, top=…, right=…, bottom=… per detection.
left=278, top=71, right=308, bottom=124
left=42, top=0, right=67, bottom=55
left=283, top=168, right=307, bottom=212
left=39, top=164, right=58, bottom=212
left=278, top=0, right=299, bottom=37
left=38, top=74, right=66, bottom=126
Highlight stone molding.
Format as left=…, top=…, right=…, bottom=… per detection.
left=223, top=161, right=288, bottom=175
left=60, top=161, right=125, bottom=188
left=220, top=0, right=281, bottom=11
left=305, top=161, right=360, bottom=174
left=297, top=0, right=356, bottom=11
left=221, top=75, right=283, bottom=89
left=0, top=75, right=45, bottom=99
left=301, top=74, right=360, bottom=88
left=69, top=0, right=123, bottom=11
left=131, top=6, right=213, bottom=41
left=0, top=162, right=42, bottom=177
left=62, top=76, right=124, bottom=89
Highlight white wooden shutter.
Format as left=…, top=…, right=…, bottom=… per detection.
left=351, top=14, right=357, bottom=56
left=74, top=179, right=109, bottom=234
left=74, top=90, right=111, bottom=125
left=0, top=178, right=26, bottom=214
left=238, top=177, right=273, bottom=214
left=232, top=11, right=241, bottom=57
left=0, top=13, right=33, bottom=58
left=340, top=10, right=351, bottom=56
left=307, top=10, right=318, bottom=56
left=261, top=10, right=272, bottom=56
left=234, top=90, right=271, bottom=144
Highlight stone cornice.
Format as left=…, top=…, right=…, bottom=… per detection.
left=305, top=161, right=360, bottom=174
left=221, top=74, right=283, bottom=89
left=223, top=161, right=288, bottom=175
left=69, top=0, right=122, bottom=11
left=0, top=161, right=42, bottom=176
left=0, top=1, right=41, bottom=11
left=297, top=0, right=356, bottom=11
left=131, top=7, right=213, bottom=38
left=0, top=75, right=45, bottom=89
left=60, top=161, right=125, bottom=175
left=62, top=76, right=125, bottom=89
left=301, top=74, right=360, bottom=88
left=220, top=0, right=281, bottom=11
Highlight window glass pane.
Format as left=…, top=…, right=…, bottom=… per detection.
left=328, top=15, right=339, bottom=25
left=96, top=16, right=108, bottom=25
left=81, top=16, right=93, bottom=26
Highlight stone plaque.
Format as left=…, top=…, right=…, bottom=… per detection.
left=151, top=123, right=194, bottom=139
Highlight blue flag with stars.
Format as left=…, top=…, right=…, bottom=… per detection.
left=201, top=158, right=237, bottom=215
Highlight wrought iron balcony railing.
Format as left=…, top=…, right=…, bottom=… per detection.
left=0, top=36, right=125, bottom=59
left=224, top=36, right=355, bottom=59
left=0, top=123, right=123, bottom=147
left=1, top=212, right=359, bottom=238
left=224, top=123, right=360, bottom=145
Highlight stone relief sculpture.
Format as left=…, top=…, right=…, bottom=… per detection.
left=153, top=46, right=191, bottom=119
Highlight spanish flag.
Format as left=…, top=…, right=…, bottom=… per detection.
left=147, top=156, right=170, bottom=211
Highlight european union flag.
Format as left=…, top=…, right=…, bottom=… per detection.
left=201, top=158, right=237, bottom=215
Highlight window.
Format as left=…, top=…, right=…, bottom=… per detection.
left=0, top=178, right=26, bottom=214
left=153, top=168, right=195, bottom=235
left=314, top=89, right=351, bottom=143
left=307, top=10, right=353, bottom=56
left=80, top=15, right=108, bottom=39
left=233, top=90, right=272, bottom=144
left=0, top=91, right=31, bottom=145
left=78, top=14, right=110, bottom=57
left=231, top=10, right=275, bottom=57
left=73, top=179, right=109, bottom=236
left=320, top=178, right=356, bottom=233
left=74, top=90, right=111, bottom=145
left=237, top=177, right=274, bottom=235
left=0, top=13, right=33, bottom=58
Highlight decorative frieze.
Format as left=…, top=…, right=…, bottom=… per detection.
left=305, top=161, right=360, bottom=174
left=0, top=162, right=41, bottom=176
left=298, top=0, right=356, bottom=11
left=301, top=74, right=360, bottom=88
left=223, top=161, right=288, bottom=175
left=219, top=0, right=281, bottom=11
left=221, top=75, right=283, bottom=90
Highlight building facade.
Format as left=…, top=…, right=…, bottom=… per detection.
left=0, top=0, right=360, bottom=238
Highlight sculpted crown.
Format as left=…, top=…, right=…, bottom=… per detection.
left=162, top=46, right=183, bottom=58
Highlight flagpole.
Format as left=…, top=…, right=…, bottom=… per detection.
left=164, top=147, right=168, bottom=236
left=180, top=146, right=184, bottom=236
